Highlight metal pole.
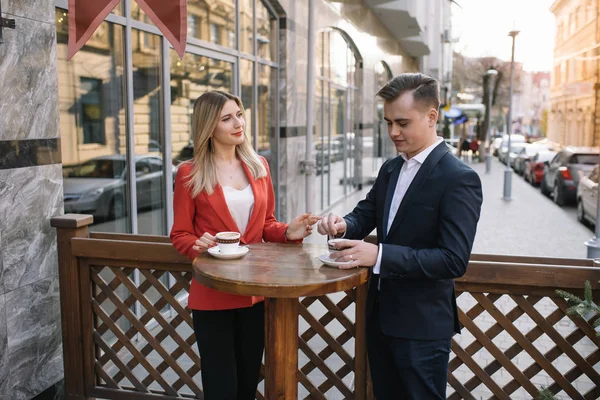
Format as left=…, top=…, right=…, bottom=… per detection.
left=485, top=69, right=497, bottom=174
left=305, top=0, right=316, bottom=212
left=503, top=31, right=519, bottom=200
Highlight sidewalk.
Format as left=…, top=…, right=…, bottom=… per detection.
left=307, top=156, right=592, bottom=260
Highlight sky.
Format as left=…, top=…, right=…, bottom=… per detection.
left=452, top=0, right=556, bottom=72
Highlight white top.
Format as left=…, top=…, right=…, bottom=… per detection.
left=373, top=137, right=444, bottom=275
left=222, top=184, right=255, bottom=236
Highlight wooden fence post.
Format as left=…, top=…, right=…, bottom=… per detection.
left=51, top=214, right=94, bottom=399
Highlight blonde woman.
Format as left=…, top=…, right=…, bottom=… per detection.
left=170, top=90, right=319, bottom=399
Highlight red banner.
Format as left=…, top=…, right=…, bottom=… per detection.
left=67, top=0, right=187, bottom=60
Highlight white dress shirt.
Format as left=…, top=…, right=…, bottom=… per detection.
left=372, top=137, right=444, bottom=275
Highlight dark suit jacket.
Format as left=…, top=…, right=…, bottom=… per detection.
left=344, top=141, right=483, bottom=340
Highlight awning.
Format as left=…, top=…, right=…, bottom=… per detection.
left=67, top=0, right=187, bottom=60
left=443, top=107, right=463, bottom=119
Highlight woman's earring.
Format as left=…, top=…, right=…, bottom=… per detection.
left=210, top=138, right=215, bottom=153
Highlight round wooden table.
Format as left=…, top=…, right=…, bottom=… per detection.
left=192, top=242, right=369, bottom=400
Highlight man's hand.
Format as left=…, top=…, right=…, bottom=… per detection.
left=317, top=213, right=347, bottom=237
left=329, top=239, right=378, bottom=269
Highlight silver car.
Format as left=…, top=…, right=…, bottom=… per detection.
left=577, top=164, right=599, bottom=227
left=63, top=155, right=175, bottom=220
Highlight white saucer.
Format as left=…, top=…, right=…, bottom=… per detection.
left=318, top=253, right=355, bottom=268
left=207, top=246, right=249, bottom=260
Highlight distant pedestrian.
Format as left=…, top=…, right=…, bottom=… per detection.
left=469, top=139, right=480, bottom=162
left=461, top=138, right=471, bottom=162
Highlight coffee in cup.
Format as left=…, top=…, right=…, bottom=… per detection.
left=215, top=232, right=241, bottom=254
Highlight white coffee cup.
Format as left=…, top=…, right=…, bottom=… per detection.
left=215, top=232, right=241, bottom=254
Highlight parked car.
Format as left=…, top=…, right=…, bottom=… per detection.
left=540, top=147, right=600, bottom=206
left=497, top=134, right=526, bottom=161
left=491, top=137, right=503, bottom=156
left=513, top=144, right=549, bottom=175
left=499, top=142, right=527, bottom=165
left=524, top=150, right=557, bottom=186
left=63, top=155, right=176, bottom=220
left=577, top=165, right=599, bottom=227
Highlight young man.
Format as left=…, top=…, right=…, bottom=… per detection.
left=318, top=73, right=483, bottom=399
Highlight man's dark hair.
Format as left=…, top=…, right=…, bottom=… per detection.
left=377, top=73, right=440, bottom=111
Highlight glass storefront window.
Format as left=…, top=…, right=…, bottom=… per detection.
left=241, top=59, right=254, bottom=145
left=56, top=0, right=281, bottom=223
left=315, top=28, right=359, bottom=210
left=132, top=1, right=236, bottom=49
left=170, top=50, right=234, bottom=168
left=131, top=31, right=166, bottom=236
left=240, top=0, right=253, bottom=54
left=187, top=1, right=210, bottom=42
left=330, top=31, right=348, bottom=86
left=256, top=1, right=277, bottom=62
left=56, top=8, right=129, bottom=233
left=257, top=65, right=276, bottom=174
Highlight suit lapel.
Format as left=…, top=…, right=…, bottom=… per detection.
left=386, top=142, right=449, bottom=239
left=383, top=157, right=403, bottom=241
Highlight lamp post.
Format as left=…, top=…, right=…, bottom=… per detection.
left=485, top=69, right=498, bottom=174
left=503, top=30, right=519, bottom=200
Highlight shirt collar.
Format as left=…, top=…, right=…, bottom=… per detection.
left=400, top=137, right=444, bottom=164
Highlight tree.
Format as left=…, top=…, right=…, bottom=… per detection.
left=452, top=52, right=518, bottom=142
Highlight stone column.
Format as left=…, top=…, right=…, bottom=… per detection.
left=0, top=1, right=63, bottom=399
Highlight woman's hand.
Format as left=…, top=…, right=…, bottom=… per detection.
left=285, top=213, right=322, bottom=241
left=192, top=232, right=216, bottom=253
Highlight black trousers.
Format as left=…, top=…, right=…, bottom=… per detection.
left=366, top=307, right=451, bottom=400
left=192, top=302, right=265, bottom=400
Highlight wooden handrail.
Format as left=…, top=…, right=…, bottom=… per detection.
left=71, top=237, right=190, bottom=264
left=51, top=216, right=600, bottom=400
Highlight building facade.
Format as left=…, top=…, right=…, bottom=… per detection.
left=0, top=0, right=451, bottom=397
left=549, top=0, right=598, bottom=146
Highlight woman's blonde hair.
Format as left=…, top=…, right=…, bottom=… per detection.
left=185, top=90, right=267, bottom=197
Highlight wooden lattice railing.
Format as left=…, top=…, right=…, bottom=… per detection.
left=52, top=215, right=600, bottom=400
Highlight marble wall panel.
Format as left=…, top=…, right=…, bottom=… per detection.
left=0, top=165, right=63, bottom=293
left=0, top=230, right=3, bottom=297
left=0, top=17, right=59, bottom=141
left=0, top=294, right=8, bottom=398
left=3, top=0, right=54, bottom=23
left=5, top=274, right=62, bottom=400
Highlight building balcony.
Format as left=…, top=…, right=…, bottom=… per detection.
left=364, top=0, right=430, bottom=57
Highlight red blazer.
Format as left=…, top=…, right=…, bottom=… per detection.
left=170, top=156, right=296, bottom=310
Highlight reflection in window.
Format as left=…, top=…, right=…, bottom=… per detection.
left=56, top=8, right=128, bottom=233
left=170, top=50, right=234, bottom=166
left=210, top=24, right=220, bottom=44
left=257, top=65, right=275, bottom=172
left=256, top=0, right=277, bottom=61
left=80, top=78, right=105, bottom=145
left=240, top=0, right=253, bottom=53
left=132, top=30, right=165, bottom=235
left=241, top=59, right=254, bottom=144
left=315, top=28, right=359, bottom=210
